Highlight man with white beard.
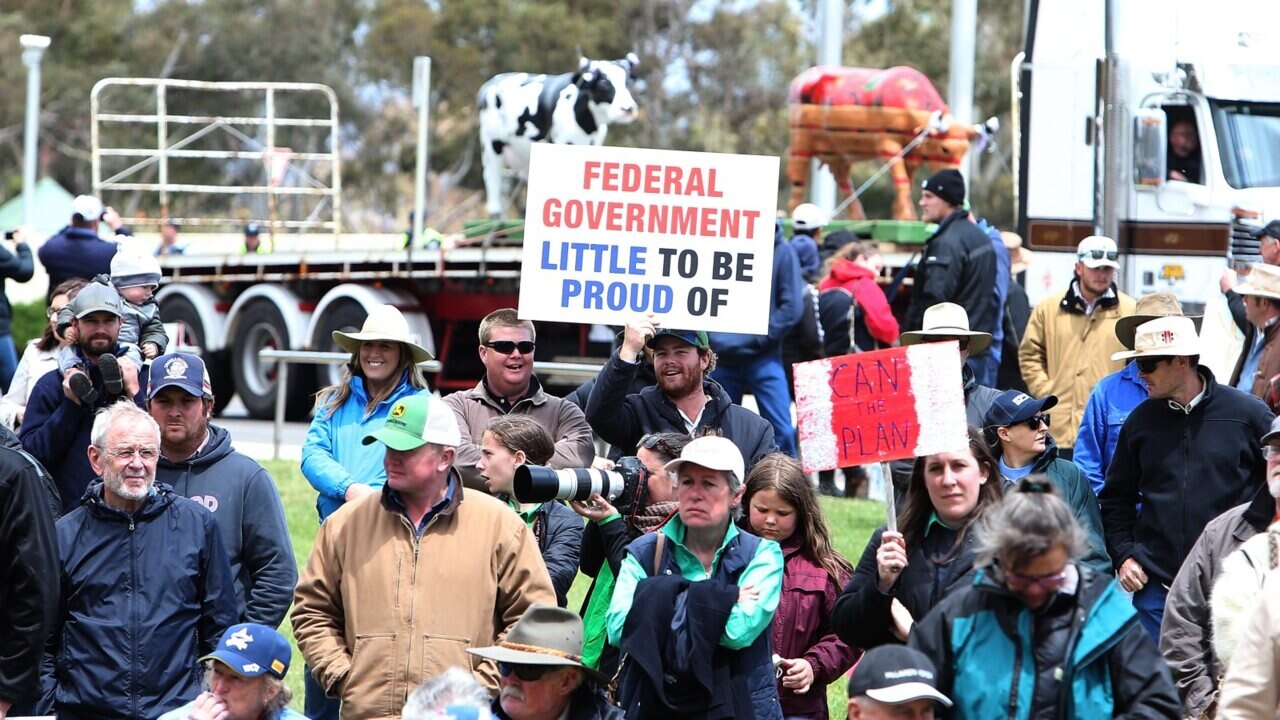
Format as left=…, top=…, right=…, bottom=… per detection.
left=1160, top=415, right=1280, bottom=718
left=37, top=401, right=238, bottom=719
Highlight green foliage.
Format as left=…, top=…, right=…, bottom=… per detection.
left=0, top=0, right=1023, bottom=229
left=11, top=298, right=46, bottom=350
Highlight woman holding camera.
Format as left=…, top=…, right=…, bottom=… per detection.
left=832, top=428, right=1004, bottom=650
left=606, top=435, right=785, bottom=719
left=571, top=431, right=690, bottom=675
left=476, top=414, right=583, bottom=607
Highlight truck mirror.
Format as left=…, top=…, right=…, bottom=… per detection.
left=1134, top=109, right=1168, bottom=187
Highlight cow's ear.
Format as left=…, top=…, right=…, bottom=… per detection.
left=625, top=52, right=640, bottom=71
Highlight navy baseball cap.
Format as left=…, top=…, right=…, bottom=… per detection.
left=983, top=390, right=1058, bottom=428
left=646, top=329, right=710, bottom=350
left=148, top=353, right=212, bottom=399
left=245, top=223, right=262, bottom=235
left=1255, top=220, right=1280, bottom=240
left=201, top=623, right=291, bottom=679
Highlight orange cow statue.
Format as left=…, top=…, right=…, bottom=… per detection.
left=786, top=65, right=996, bottom=220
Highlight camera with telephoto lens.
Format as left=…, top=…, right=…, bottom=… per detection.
left=513, top=456, right=648, bottom=512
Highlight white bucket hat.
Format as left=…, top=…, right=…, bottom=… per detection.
left=333, top=304, right=433, bottom=363
left=898, top=302, right=993, bottom=354
left=1235, top=263, right=1280, bottom=302
left=1111, top=316, right=1201, bottom=361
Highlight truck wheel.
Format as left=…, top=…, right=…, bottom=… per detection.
left=160, top=294, right=234, bottom=416
left=312, top=300, right=367, bottom=391
left=231, top=300, right=314, bottom=421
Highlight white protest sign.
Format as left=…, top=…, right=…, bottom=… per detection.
left=518, top=144, right=779, bottom=334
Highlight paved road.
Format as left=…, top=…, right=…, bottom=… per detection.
left=214, top=397, right=309, bottom=462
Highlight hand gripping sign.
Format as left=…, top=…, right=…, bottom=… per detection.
left=794, top=343, right=968, bottom=474
left=519, top=143, right=779, bottom=335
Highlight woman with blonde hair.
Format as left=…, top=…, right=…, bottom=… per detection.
left=302, top=303, right=432, bottom=521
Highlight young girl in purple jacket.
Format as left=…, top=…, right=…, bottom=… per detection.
left=743, top=453, right=859, bottom=719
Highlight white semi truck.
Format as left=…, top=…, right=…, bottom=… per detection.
left=1015, top=0, right=1280, bottom=312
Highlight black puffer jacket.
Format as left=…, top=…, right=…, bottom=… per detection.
left=0, top=443, right=59, bottom=708
left=1100, top=367, right=1274, bottom=585
left=42, top=482, right=238, bottom=720
left=831, top=523, right=981, bottom=650
left=904, top=210, right=999, bottom=336
left=585, top=351, right=776, bottom=466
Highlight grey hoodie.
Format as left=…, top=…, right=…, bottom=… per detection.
left=156, top=424, right=297, bottom=628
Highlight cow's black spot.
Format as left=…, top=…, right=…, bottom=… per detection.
left=491, top=140, right=506, bottom=156
left=518, top=72, right=574, bottom=142
left=495, top=95, right=502, bottom=109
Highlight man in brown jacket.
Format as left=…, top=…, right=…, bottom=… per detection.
left=292, top=393, right=556, bottom=720
left=1160, top=415, right=1280, bottom=719
left=1019, top=235, right=1135, bottom=458
left=1229, top=263, right=1280, bottom=411
left=444, top=308, right=594, bottom=489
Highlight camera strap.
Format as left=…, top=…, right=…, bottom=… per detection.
left=652, top=533, right=667, bottom=576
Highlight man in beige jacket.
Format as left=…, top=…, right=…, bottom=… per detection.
left=1019, top=235, right=1135, bottom=458
left=444, top=308, right=594, bottom=489
left=292, top=393, right=556, bottom=720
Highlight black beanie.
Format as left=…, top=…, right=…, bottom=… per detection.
left=921, top=169, right=965, bottom=207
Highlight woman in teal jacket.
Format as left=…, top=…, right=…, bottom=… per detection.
left=908, top=477, right=1179, bottom=719
left=301, top=304, right=431, bottom=522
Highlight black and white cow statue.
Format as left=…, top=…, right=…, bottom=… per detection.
left=478, top=53, right=640, bottom=218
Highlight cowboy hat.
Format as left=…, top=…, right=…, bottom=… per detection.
left=1114, top=292, right=1203, bottom=350
left=467, top=604, right=609, bottom=685
left=1235, top=263, right=1280, bottom=303
left=1111, top=316, right=1201, bottom=361
left=899, top=302, right=993, bottom=354
left=333, top=304, right=433, bottom=363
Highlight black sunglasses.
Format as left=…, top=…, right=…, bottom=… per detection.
left=1135, top=356, right=1172, bottom=374
left=1019, top=414, right=1050, bottom=431
left=927, top=336, right=970, bottom=351
left=484, top=340, right=536, bottom=355
left=1080, top=249, right=1119, bottom=262
left=497, top=661, right=556, bottom=682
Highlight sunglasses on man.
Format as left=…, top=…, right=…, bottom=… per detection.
left=1079, top=249, right=1119, bottom=262
left=1135, top=356, right=1173, bottom=374
left=497, top=661, right=557, bottom=682
left=484, top=340, right=536, bottom=355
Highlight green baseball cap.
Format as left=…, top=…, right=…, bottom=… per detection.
left=362, top=393, right=461, bottom=451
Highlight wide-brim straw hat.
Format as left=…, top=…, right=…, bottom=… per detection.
left=466, top=604, right=610, bottom=685
left=1235, top=263, right=1280, bottom=302
left=1111, top=315, right=1201, bottom=361
left=899, top=302, right=993, bottom=355
left=333, top=304, right=433, bottom=363
left=1114, top=292, right=1203, bottom=350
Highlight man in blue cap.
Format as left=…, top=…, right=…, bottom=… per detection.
left=160, top=623, right=307, bottom=720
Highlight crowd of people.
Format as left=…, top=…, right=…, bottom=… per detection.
left=7, top=175, right=1280, bottom=720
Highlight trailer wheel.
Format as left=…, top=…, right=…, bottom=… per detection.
left=231, top=300, right=314, bottom=420
left=160, top=294, right=234, bottom=416
left=311, top=300, right=368, bottom=391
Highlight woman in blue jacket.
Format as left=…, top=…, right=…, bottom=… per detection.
left=908, top=477, right=1180, bottom=719
left=301, top=303, right=431, bottom=521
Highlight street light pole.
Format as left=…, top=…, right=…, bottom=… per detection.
left=20, top=34, right=51, bottom=229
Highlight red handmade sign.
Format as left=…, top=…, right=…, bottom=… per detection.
left=794, top=343, right=967, bottom=473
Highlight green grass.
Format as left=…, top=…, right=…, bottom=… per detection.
left=263, top=460, right=885, bottom=716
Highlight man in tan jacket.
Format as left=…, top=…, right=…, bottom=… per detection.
left=292, top=393, right=556, bottom=720
left=1019, top=235, right=1135, bottom=458
left=444, top=308, right=594, bottom=489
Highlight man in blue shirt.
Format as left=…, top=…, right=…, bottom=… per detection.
left=38, top=194, right=129, bottom=302
left=159, top=623, right=308, bottom=720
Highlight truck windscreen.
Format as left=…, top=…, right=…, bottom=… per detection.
left=1212, top=100, right=1280, bottom=189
